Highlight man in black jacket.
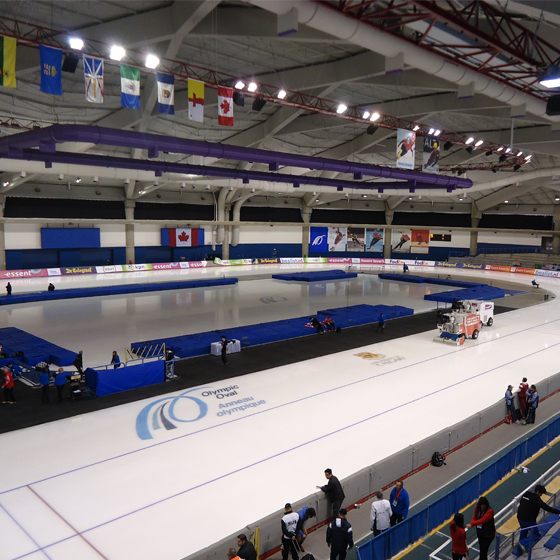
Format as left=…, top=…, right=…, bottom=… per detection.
left=516, top=484, right=560, bottom=554
left=237, top=534, right=256, bottom=560
left=320, top=468, right=345, bottom=520
left=326, top=508, right=353, bottom=560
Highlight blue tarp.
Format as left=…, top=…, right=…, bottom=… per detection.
left=94, top=361, right=165, bottom=397
left=272, top=270, right=357, bottom=282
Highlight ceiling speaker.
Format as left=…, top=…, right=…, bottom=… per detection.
left=62, top=52, right=80, bottom=73
left=252, top=97, right=266, bottom=112
left=546, top=95, right=560, bottom=116
left=233, top=91, right=245, bottom=107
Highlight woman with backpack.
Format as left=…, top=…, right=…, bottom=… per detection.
left=450, top=513, right=468, bottom=560
left=467, top=497, right=495, bottom=560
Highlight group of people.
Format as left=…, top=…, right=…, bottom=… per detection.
left=505, top=378, right=539, bottom=425
left=308, top=316, right=337, bottom=335
left=451, top=485, right=560, bottom=560
left=5, top=282, right=56, bottom=296
left=369, top=480, right=410, bottom=536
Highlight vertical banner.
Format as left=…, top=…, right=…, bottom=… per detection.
left=121, top=65, right=140, bottom=109
left=328, top=227, right=347, bottom=252
left=157, top=72, right=175, bottom=114
left=396, top=129, right=416, bottom=169
left=411, top=229, right=430, bottom=254
left=40, top=45, right=62, bottom=95
left=84, top=56, right=104, bottom=103
left=310, top=227, right=328, bottom=252
left=392, top=230, right=411, bottom=253
left=0, top=36, right=17, bottom=88
left=423, top=135, right=440, bottom=172
left=365, top=229, right=384, bottom=251
left=347, top=227, right=365, bottom=252
left=188, top=78, right=205, bottom=122
left=218, top=86, right=234, bottom=126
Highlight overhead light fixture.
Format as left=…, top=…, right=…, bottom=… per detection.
left=369, top=112, right=380, bottom=122
left=362, top=111, right=371, bottom=120
left=69, top=37, right=84, bottom=50
left=2, top=181, right=9, bottom=187
left=499, top=154, right=507, bottom=162
left=517, top=150, right=523, bottom=156
left=539, top=65, right=560, bottom=88
left=555, top=197, right=560, bottom=201
left=75, top=177, right=82, bottom=183
left=525, top=155, right=532, bottom=161
left=235, top=80, right=245, bottom=90
left=428, top=128, right=435, bottom=135
left=110, top=46, right=126, bottom=61
left=504, top=200, right=509, bottom=203
left=459, top=197, right=463, bottom=201
left=277, top=89, right=287, bottom=99
left=247, top=82, right=258, bottom=92
left=408, top=196, right=412, bottom=200
left=413, top=125, right=420, bottom=131
left=465, top=137, right=474, bottom=144
left=475, top=140, right=484, bottom=147
left=434, top=129, right=441, bottom=136
left=443, top=141, right=453, bottom=151
left=336, top=103, right=348, bottom=114
left=362, top=194, right=367, bottom=198
left=180, top=182, right=186, bottom=188
left=145, top=54, right=160, bottom=69
left=92, top=176, right=99, bottom=183
left=505, top=147, right=512, bottom=154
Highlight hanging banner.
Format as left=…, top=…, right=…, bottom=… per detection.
left=365, top=229, right=384, bottom=251
left=310, top=227, right=328, bottom=253
left=396, top=129, right=415, bottom=169
left=423, top=135, right=440, bottom=173
left=328, top=227, right=347, bottom=252
left=392, top=230, right=411, bottom=253
left=347, top=228, right=365, bottom=252
left=411, top=229, right=430, bottom=254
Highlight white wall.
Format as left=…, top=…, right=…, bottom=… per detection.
left=5, top=223, right=42, bottom=249
left=238, top=225, right=303, bottom=244
left=478, top=231, right=542, bottom=246
left=134, top=224, right=162, bottom=247
left=99, top=224, right=126, bottom=247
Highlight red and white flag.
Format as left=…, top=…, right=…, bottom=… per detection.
left=169, top=228, right=199, bottom=247
left=218, top=86, right=234, bottom=126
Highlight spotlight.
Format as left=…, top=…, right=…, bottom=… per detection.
left=443, top=141, right=453, bottom=151
left=69, top=37, right=84, bottom=50
left=505, top=147, right=512, bottom=154
left=497, top=146, right=504, bottom=152
left=475, top=140, right=484, bottom=147
left=252, top=97, right=266, bottom=112
left=504, top=200, right=509, bottom=203
left=277, top=89, right=287, bottom=99
left=513, top=165, right=521, bottom=171
left=413, top=125, right=420, bottom=131
left=367, top=125, right=379, bottom=135
left=180, top=182, right=186, bottom=188
left=2, top=181, right=9, bottom=187
left=233, top=91, right=245, bottom=107
left=92, top=176, right=99, bottom=183
left=362, top=111, right=370, bottom=120
left=362, top=194, right=367, bottom=198
left=517, top=150, right=523, bottom=156
left=250, top=188, right=256, bottom=193
left=247, top=82, right=258, bottom=92
left=499, top=154, right=507, bottom=162
left=465, top=137, right=474, bottom=144
left=539, top=65, right=560, bottom=88
left=145, top=54, right=160, bottom=69
left=336, top=104, right=348, bottom=114
left=428, top=128, right=435, bottom=135
left=124, top=178, right=130, bottom=185
left=110, top=46, right=126, bottom=61
left=369, top=112, right=380, bottom=122
left=525, top=154, right=532, bottom=160
left=19, top=171, right=26, bottom=178
left=58, top=174, right=64, bottom=181
left=235, top=80, right=245, bottom=90
left=555, top=197, right=560, bottom=202
left=434, top=129, right=441, bottom=136
left=75, top=177, right=82, bottom=183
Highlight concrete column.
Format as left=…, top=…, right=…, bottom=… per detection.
left=0, top=195, right=5, bottom=270
left=302, top=206, right=312, bottom=258
left=470, top=203, right=482, bottom=257
left=553, top=206, right=560, bottom=254
left=384, top=205, right=394, bottom=259
left=125, top=200, right=135, bottom=264
left=222, top=205, right=230, bottom=260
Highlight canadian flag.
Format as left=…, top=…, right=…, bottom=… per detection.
left=218, top=86, right=234, bottom=126
left=169, top=228, right=199, bottom=247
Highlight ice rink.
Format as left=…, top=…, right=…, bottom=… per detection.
left=0, top=264, right=558, bottom=560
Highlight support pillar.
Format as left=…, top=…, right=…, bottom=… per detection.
left=470, top=203, right=481, bottom=256
left=222, top=204, right=230, bottom=260
left=0, top=195, right=6, bottom=270
left=553, top=206, right=560, bottom=255
left=125, top=200, right=135, bottom=264
left=302, top=206, right=312, bottom=258
left=384, top=205, right=394, bottom=259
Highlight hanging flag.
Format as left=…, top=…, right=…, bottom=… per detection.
left=396, top=128, right=415, bottom=169
left=83, top=56, right=104, bottom=104
left=0, top=36, right=17, bottom=88
left=121, top=65, right=140, bottom=109
left=163, top=228, right=200, bottom=247
left=218, top=86, right=234, bottom=126
left=423, top=135, right=439, bottom=173
left=188, top=78, right=204, bottom=122
left=40, top=45, right=62, bottom=96
left=157, top=72, right=174, bottom=114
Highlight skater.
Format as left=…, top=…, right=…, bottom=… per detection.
left=6, top=282, right=12, bottom=296
left=376, top=313, right=385, bottom=334
left=220, top=335, right=230, bottom=365
left=310, top=317, right=325, bottom=335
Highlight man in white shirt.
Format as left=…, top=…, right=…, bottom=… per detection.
left=281, top=503, right=300, bottom=560
left=370, top=491, right=392, bottom=536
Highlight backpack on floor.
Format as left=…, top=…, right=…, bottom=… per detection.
left=431, top=451, right=446, bottom=467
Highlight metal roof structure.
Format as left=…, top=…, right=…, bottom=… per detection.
left=1, top=0, right=560, bottom=218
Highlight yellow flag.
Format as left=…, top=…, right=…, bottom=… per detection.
left=0, top=36, right=16, bottom=88
left=188, top=78, right=205, bottom=122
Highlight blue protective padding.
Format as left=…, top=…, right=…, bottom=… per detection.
left=0, top=277, right=238, bottom=306
left=424, top=286, right=506, bottom=302
left=41, top=227, right=100, bottom=249
left=272, top=269, right=357, bottom=282
left=132, top=304, right=414, bottom=359
left=0, top=326, right=76, bottom=367
left=379, top=273, right=485, bottom=288
left=95, top=360, right=165, bottom=397
left=84, top=367, right=98, bottom=391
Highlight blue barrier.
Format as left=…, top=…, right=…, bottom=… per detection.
left=272, top=269, right=357, bottom=282
left=0, top=277, right=238, bottom=306
left=0, top=326, right=76, bottom=367
left=357, top=414, right=560, bottom=560
left=132, top=304, right=414, bottom=358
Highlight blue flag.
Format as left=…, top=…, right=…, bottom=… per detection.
left=310, top=227, right=328, bottom=252
left=157, top=72, right=175, bottom=114
left=40, top=45, right=62, bottom=96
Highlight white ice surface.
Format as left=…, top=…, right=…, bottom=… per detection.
left=0, top=265, right=556, bottom=560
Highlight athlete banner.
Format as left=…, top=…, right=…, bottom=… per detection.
left=396, top=128, right=415, bottom=169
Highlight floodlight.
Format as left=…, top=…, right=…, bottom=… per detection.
left=369, top=112, right=380, bottom=122
left=362, top=111, right=371, bottom=120
left=247, top=82, right=257, bottom=92
left=413, top=125, right=420, bottom=131
left=475, top=140, right=484, bottom=147
left=428, top=128, right=435, bottom=135
left=145, top=54, right=160, bottom=69
left=110, top=46, right=126, bottom=61
left=235, top=81, right=245, bottom=90
left=336, top=104, right=348, bottom=114
left=465, top=137, right=474, bottom=144
left=277, top=90, right=287, bottom=99
left=69, top=38, right=84, bottom=50
left=539, top=65, right=560, bottom=88
left=434, top=129, right=441, bottom=136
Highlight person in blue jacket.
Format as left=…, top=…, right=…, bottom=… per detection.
left=54, top=368, right=67, bottom=403
left=375, top=313, right=385, bottom=334
left=524, top=385, right=539, bottom=425
left=111, top=351, right=121, bottom=369
left=389, top=479, right=410, bottom=526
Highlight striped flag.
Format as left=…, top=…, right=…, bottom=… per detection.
left=218, top=86, right=233, bottom=126
left=188, top=78, right=204, bottom=122
left=121, top=65, right=140, bottom=109
left=84, top=56, right=104, bottom=103
left=0, top=36, right=16, bottom=88
left=157, top=72, right=174, bottom=114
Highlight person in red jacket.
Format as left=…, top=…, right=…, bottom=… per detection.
left=467, top=497, right=495, bottom=560
left=2, top=367, right=16, bottom=404
left=450, top=513, right=468, bottom=560
left=518, top=377, right=529, bottom=418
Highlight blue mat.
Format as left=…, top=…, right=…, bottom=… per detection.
left=272, top=270, right=357, bottom=282
left=0, top=327, right=76, bottom=367
left=132, top=304, right=414, bottom=358
left=0, top=278, right=238, bottom=306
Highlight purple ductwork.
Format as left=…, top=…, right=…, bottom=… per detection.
left=0, top=124, right=473, bottom=190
